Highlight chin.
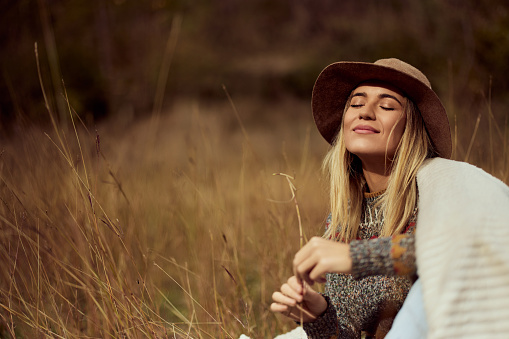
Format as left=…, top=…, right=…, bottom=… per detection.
left=346, top=141, right=381, bottom=157
left=347, top=147, right=393, bottom=163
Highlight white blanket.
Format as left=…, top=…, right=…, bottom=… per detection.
left=416, top=158, right=509, bottom=338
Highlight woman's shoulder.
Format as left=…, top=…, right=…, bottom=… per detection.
left=418, top=157, right=509, bottom=192
left=420, top=157, right=481, bottom=174
left=417, top=157, right=509, bottom=220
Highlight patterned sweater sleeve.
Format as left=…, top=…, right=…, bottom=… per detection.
left=350, top=233, right=416, bottom=279
left=350, top=207, right=417, bottom=279
left=303, top=295, right=357, bottom=338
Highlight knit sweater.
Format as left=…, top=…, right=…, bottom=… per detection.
left=303, top=192, right=417, bottom=338
left=415, top=158, right=509, bottom=338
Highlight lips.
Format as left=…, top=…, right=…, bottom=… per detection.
left=353, top=125, right=379, bottom=134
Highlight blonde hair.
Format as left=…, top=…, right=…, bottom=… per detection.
left=322, top=94, right=433, bottom=242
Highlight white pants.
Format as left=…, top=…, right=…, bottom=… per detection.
left=386, top=279, right=428, bottom=339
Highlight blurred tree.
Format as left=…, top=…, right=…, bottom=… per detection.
left=0, top=0, right=508, bottom=129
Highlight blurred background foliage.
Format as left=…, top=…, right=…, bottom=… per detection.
left=1, top=0, right=509, bottom=130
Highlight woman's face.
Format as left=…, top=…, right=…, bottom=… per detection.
left=343, top=82, right=407, bottom=164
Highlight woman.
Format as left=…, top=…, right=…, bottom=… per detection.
left=270, top=58, right=509, bottom=338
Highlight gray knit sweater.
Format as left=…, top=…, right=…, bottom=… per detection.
left=303, top=192, right=417, bottom=338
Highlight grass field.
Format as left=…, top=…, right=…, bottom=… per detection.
left=1, top=91, right=508, bottom=337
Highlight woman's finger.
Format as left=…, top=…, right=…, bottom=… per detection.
left=293, top=237, right=353, bottom=284
left=315, top=275, right=327, bottom=284
left=287, top=276, right=305, bottom=293
left=308, top=261, right=329, bottom=282
left=280, top=283, right=303, bottom=302
left=270, top=302, right=313, bottom=322
left=294, top=255, right=320, bottom=285
left=293, top=237, right=321, bottom=266
left=270, top=301, right=290, bottom=313
left=271, top=291, right=298, bottom=306
left=270, top=299, right=302, bottom=321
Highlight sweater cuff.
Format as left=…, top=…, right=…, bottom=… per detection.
left=302, top=295, right=339, bottom=338
left=350, top=237, right=393, bottom=279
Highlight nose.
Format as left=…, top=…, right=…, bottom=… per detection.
left=358, top=103, right=376, bottom=120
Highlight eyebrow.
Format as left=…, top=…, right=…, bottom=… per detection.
left=351, top=92, right=403, bottom=106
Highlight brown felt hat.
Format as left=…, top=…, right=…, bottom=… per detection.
left=312, top=58, right=452, bottom=159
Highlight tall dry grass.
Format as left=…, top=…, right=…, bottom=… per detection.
left=1, top=80, right=508, bottom=338
left=0, top=93, right=332, bottom=337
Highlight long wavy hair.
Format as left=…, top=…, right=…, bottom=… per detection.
left=322, top=91, right=434, bottom=242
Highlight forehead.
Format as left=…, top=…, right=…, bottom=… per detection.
left=351, top=81, right=406, bottom=100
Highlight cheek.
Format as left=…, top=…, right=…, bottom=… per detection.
left=386, top=115, right=406, bottom=145
left=342, top=109, right=355, bottom=129
left=394, top=116, right=406, bottom=137
left=341, top=110, right=356, bottom=145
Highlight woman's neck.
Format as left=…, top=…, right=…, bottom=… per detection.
left=362, top=161, right=391, bottom=193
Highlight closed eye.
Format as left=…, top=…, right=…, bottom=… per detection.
left=350, top=104, right=363, bottom=108
left=380, top=106, right=395, bottom=111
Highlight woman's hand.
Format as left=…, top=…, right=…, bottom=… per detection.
left=270, top=276, right=328, bottom=323
left=293, top=236, right=352, bottom=286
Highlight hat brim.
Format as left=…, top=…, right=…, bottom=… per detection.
left=312, top=61, right=452, bottom=159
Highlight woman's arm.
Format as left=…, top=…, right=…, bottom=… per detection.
left=350, top=233, right=416, bottom=279
left=270, top=276, right=356, bottom=338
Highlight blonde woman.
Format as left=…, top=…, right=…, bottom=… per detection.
left=270, top=58, right=509, bottom=338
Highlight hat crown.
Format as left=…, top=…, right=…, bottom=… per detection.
left=311, top=57, right=452, bottom=158
left=374, top=58, right=432, bottom=89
